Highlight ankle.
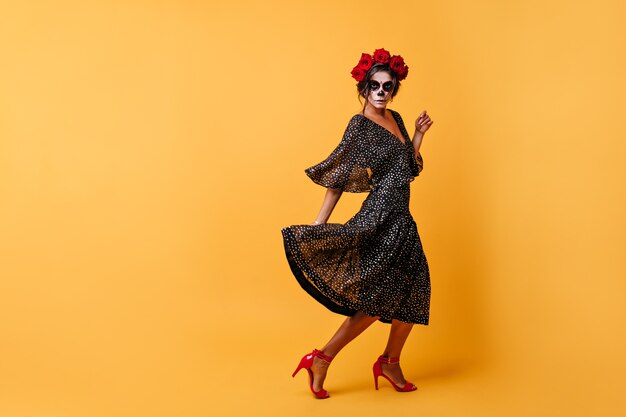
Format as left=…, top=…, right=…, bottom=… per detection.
left=313, top=349, right=334, bottom=364
left=378, top=355, right=400, bottom=365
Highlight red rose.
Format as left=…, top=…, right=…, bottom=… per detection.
left=350, top=48, right=409, bottom=82
left=397, top=65, right=409, bottom=81
left=351, top=65, right=366, bottom=81
left=358, top=53, right=373, bottom=70
left=373, top=48, right=391, bottom=64
left=389, top=55, right=405, bottom=72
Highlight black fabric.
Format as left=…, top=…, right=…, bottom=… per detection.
left=281, top=109, right=430, bottom=325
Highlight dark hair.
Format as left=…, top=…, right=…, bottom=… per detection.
left=356, top=63, right=401, bottom=113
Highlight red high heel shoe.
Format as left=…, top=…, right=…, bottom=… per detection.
left=373, top=355, right=417, bottom=392
left=292, top=349, right=334, bottom=399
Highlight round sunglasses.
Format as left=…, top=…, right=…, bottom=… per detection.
left=368, top=80, right=395, bottom=92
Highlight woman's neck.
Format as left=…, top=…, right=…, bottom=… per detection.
left=363, top=104, right=388, bottom=118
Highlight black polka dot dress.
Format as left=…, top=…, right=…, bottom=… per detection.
left=281, top=109, right=430, bottom=325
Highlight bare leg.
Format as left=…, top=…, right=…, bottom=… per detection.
left=380, top=319, right=414, bottom=388
left=310, top=311, right=380, bottom=392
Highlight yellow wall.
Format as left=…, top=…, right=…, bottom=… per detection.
left=1, top=1, right=625, bottom=416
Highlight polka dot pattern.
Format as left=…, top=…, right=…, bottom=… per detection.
left=281, top=109, right=430, bottom=325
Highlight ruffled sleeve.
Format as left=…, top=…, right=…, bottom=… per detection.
left=305, top=116, right=372, bottom=193
left=408, top=148, right=424, bottom=177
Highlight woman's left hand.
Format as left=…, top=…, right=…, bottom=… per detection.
left=415, top=110, right=434, bottom=134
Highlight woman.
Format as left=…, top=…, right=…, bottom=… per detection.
left=281, top=47, right=434, bottom=399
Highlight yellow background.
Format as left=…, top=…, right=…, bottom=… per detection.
left=1, top=1, right=625, bottom=416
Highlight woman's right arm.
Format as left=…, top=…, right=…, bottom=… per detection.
left=312, top=187, right=343, bottom=225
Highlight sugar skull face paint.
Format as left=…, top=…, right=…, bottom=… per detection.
left=368, top=80, right=394, bottom=93
left=367, top=71, right=394, bottom=109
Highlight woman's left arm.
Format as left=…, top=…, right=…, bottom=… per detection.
left=412, top=110, right=434, bottom=154
left=412, top=131, right=424, bottom=154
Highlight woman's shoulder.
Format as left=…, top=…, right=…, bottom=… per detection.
left=387, top=108, right=407, bottom=126
left=347, top=113, right=366, bottom=130
left=387, top=108, right=401, bottom=118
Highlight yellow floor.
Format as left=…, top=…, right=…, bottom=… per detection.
left=2, top=303, right=621, bottom=417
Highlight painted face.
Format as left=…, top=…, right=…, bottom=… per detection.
left=367, top=71, right=394, bottom=109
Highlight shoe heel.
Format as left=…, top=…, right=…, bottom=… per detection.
left=292, top=349, right=334, bottom=399
left=292, top=357, right=307, bottom=377
left=372, top=360, right=381, bottom=390
left=372, top=355, right=417, bottom=392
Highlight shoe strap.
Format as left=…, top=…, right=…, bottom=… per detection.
left=378, top=355, right=400, bottom=364
left=313, top=349, right=334, bottom=363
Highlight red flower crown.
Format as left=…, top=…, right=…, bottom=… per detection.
left=350, top=48, right=409, bottom=82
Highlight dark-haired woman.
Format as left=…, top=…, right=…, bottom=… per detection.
left=281, top=48, right=434, bottom=399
